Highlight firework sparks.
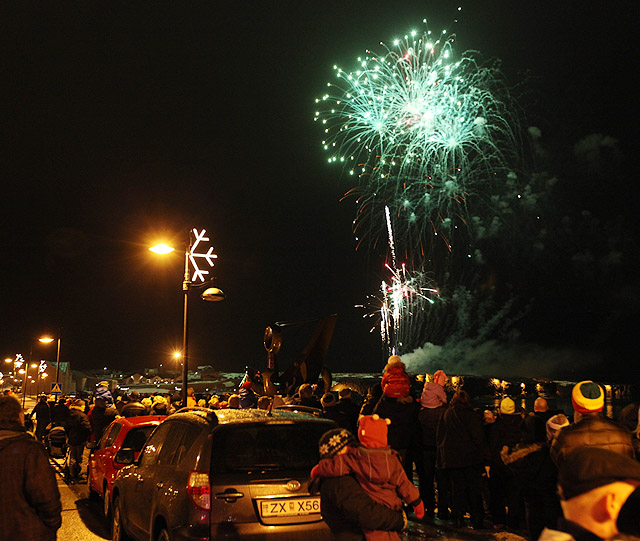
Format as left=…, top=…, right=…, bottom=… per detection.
left=315, top=19, right=520, bottom=251
left=358, top=206, right=439, bottom=355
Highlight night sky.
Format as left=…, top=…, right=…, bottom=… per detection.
left=2, top=2, right=639, bottom=380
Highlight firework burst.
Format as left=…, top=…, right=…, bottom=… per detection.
left=357, top=206, right=439, bottom=355
left=315, top=19, right=521, bottom=252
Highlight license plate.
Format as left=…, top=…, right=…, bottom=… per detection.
left=259, top=497, right=321, bottom=517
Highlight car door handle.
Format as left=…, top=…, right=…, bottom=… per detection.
left=214, top=491, right=244, bottom=502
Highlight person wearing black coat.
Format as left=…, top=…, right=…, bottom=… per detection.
left=309, top=428, right=406, bottom=540
left=373, top=394, right=419, bottom=468
left=502, top=413, right=569, bottom=540
left=314, top=475, right=406, bottom=540
left=436, top=390, right=489, bottom=529
left=88, top=397, right=118, bottom=443
left=488, top=396, right=525, bottom=529
left=359, top=383, right=383, bottom=417
left=51, top=397, right=70, bottom=426
left=65, top=399, right=92, bottom=480
left=121, top=398, right=147, bottom=418
left=418, top=400, right=450, bottom=518
left=0, top=395, right=62, bottom=540
left=336, top=388, right=360, bottom=435
left=32, top=394, right=51, bottom=441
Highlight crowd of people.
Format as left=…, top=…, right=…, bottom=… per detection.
left=1, top=358, right=640, bottom=540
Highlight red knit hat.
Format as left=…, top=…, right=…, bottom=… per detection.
left=358, top=414, right=390, bottom=448
left=571, top=380, right=604, bottom=414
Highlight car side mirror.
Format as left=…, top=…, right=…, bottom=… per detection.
left=114, top=448, right=135, bottom=465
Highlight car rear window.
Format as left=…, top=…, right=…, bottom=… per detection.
left=211, top=423, right=329, bottom=473
left=121, top=426, right=155, bottom=452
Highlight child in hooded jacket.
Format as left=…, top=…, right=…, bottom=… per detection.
left=311, top=414, right=424, bottom=540
left=381, top=355, right=411, bottom=398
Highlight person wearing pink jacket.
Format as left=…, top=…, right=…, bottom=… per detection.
left=312, top=414, right=424, bottom=540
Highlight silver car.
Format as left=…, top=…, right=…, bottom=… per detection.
left=111, top=408, right=335, bottom=540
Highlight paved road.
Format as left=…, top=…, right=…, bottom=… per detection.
left=50, top=456, right=110, bottom=540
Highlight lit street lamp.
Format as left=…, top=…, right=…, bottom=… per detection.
left=39, top=334, right=62, bottom=389
left=5, top=355, right=24, bottom=394
left=150, top=228, right=225, bottom=408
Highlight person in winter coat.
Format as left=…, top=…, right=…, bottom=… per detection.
left=294, top=383, right=322, bottom=410
left=381, top=356, right=411, bottom=399
left=373, top=393, right=419, bottom=470
left=186, top=387, right=197, bottom=408
left=360, top=383, right=383, bottom=418
left=64, top=398, right=92, bottom=481
left=94, top=381, right=114, bottom=407
left=487, top=396, right=525, bottom=529
left=311, top=416, right=423, bottom=541
left=151, top=395, right=169, bottom=415
left=321, top=392, right=351, bottom=429
left=417, top=370, right=450, bottom=518
left=32, top=394, right=51, bottom=442
left=239, top=381, right=259, bottom=408
left=121, top=394, right=147, bottom=417
left=539, top=447, right=640, bottom=541
left=51, top=397, right=70, bottom=426
left=336, top=387, right=360, bottom=435
left=309, top=428, right=407, bottom=541
left=87, top=396, right=118, bottom=443
left=436, top=389, right=489, bottom=529
left=550, top=381, right=635, bottom=467
left=0, top=395, right=62, bottom=541
left=502, top=413, right=570, bottom=540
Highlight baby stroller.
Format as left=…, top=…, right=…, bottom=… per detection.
left=46, top=425, right=68, bottom=458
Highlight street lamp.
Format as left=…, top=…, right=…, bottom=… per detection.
left=39, top=334, right=61, bottom=388
left=150, top=228, right=225, bottom=408
left=5, top=355, right=24, bottom=394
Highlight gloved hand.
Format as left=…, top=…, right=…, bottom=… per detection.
left=310, top=464, right=320, bottom=478
left=413, top=499, right=425, bottom=519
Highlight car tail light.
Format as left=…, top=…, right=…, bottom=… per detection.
left=187, top=471, right=211, bottom=510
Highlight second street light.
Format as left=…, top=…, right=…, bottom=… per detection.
left=39, top=333, right=61, bottom=390
left=150, top=228, right=225, bottom=408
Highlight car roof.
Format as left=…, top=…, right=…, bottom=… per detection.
left=116, top=415, right=166, bottom=429
left=168, top=407, right=335, bottom=427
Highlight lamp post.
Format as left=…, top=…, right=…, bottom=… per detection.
left=6, top=355, right=24, bottom=396
left=150, top=228, right=224, bottom=408
left=39, top=334, right=61, bottom=389
left=20, top=362, right=36, bottom=408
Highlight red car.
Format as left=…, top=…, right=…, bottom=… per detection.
left=88, top=415, right=165, bottom=519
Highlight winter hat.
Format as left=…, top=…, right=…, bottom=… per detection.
left=384, top=355, right=405, bottom=372
left=500, top=396, right=516, bottom=415
left=433, top=370, right=447, bottom=386
left=70, top=398, right=85, bottom=410
left=358, top=414, right=390, bottom=448
left=572, top=381, right=604, bottom=414
left=558, top=446, right=640, bottom=500
left=546, top=413, right=570, bottom=441
left=387, top=355, right=402, bottom=366
left=420, top=381, right=447, bottom=408
left=321, top=393, right=336, bottom=408
left=240, top=381, right=253, bottom=390
left=98, top=381, right=109, bottom=387
left=318, top=428, right=355, bottom=459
